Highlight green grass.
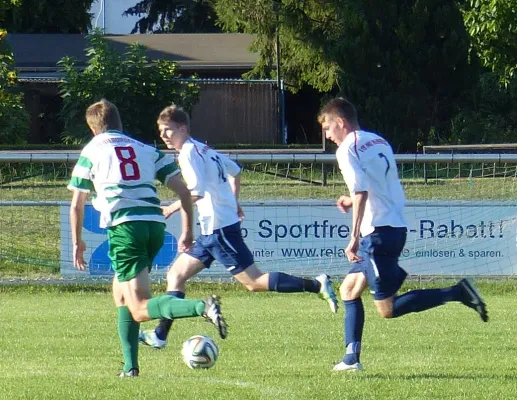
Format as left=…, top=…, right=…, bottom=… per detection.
left=0, top=282, right=515, bottom=400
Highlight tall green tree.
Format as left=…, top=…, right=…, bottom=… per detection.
left=3, top=0, right=93, bottom=33
left=460, top=0, right=517, bottom=85
left=0, top=28, right=30, bottom=144
left=58, top=31, right=200, bottom=144
left=215, top=0, right=475, bottom=150
left=123, top=0, right=221, bottom=33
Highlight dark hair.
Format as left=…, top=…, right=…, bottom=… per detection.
left=318, top=97, right=358, bottom=125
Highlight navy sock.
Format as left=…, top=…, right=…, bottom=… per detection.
left=155, top=291, right=185, bottom=340
left=343, top=298, right=364, bottom=365
left=392, top=286, right=461, bottom=318
left=268, top=272, right=307, bottom=293
left=304, top=279, right=320, bottom=293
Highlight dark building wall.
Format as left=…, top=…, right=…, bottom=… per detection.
left=21, top=82, right=64, bottom=144
left=22, top=80, right=280, bottom=145
left=191, top=81, right=280, bottom=145
left=284, top=86, right=323, bottom=145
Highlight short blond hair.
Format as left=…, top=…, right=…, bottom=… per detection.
left=318, top=97, right=358, bottom=126
left=85, top=99, right=123, bottom=134
left=157, top=104, right=190, bottom=130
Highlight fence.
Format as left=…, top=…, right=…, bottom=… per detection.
left=1, top=152, right=517, bottom=281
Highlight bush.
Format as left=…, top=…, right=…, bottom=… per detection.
left=0, top=29, right=30, bottom=144
left=58, top=30, right=200, bottom=144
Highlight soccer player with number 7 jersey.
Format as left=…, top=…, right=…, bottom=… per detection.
left=318, top=98, right=488, bottom=372
left=67, top=99, right=227, bottom=377
left=138, top=104, right=339, bottom=350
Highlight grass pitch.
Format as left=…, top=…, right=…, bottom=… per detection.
left=0, top=283, right=515, bottom=400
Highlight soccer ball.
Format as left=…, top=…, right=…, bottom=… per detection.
left=181, top=335, right=219, bottom=369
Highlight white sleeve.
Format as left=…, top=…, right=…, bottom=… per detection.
left=338, top=147, right=368, bottom=193
left=178, top=148, right=206, bottom=197
left=220, top=154, right=241, bottom=177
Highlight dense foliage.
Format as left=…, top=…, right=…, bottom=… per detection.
left=2, top=0, right=517, bottom=148
left=461, top=0, right=517, bottom=86
left=58, top=31, right=199, bottom=144
left=123, top=0, right=220, bottom=33
left=124, top=0, right=517, bottom=150
left=0, top=28, right=29, bottom=144
left=2, top=0, right=94, bottom=33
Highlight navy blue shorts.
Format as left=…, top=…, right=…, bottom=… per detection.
left=186, top=222, right=254, bottom=275
left=349, top=226, right=408, bottom=300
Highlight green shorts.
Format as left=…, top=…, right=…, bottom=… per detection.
left=107, top=221, right=165, bottom=282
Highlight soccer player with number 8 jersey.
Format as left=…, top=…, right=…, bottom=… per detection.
left=318, top=98, right=488, bottom=372
left=67, top=99, right=227, bottom=377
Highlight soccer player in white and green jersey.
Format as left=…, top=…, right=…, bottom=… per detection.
left=68, top=99, right=227, bottom=377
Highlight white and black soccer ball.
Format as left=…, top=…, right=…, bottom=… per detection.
left=181, top=335, right=219, bottom=369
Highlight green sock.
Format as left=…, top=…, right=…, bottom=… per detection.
left=147, top=295, right=205, bottom=320
left=117, top=306, right=139, bottom=373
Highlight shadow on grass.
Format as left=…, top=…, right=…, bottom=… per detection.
left=357, top=372, right=517, bottom=381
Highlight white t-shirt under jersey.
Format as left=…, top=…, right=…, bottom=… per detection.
left=178, top=138, right=242, bottom=235
left=337, top=130, right=407, bottom=236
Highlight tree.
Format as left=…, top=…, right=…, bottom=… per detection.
left=0, top=0, right=19, bottom=22
left=58, top=30, right=200, bottom=144
left=0, top=28, right=30, bottom=144
left=2, top=0, right=94, bottom=33
left=450, top=72, right=517, bottom=144
left=460, top=0, right=517, bottom=85
left=214, top=0, right=475, bottom=150
left=123, top=0, right=221, bottom=33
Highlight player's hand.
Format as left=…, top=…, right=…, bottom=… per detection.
left=73, top=240, right=87, bottom=270
left=161, top=205, right=176, bottom=219
left=177, top=232, right=194, bottom=253
left=345, top=237, right=363, bottom=263
left=337, top=195, right=353, bottom=213
left=237, top=204, right=245, bottom=221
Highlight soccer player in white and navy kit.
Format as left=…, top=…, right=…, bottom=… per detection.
left=318, top=98, right=488, bottom=372
left=68, top=99, right=227, bottom=377
left=138, top=104, right=338, bottom=349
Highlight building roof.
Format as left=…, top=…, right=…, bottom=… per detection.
left=7, top=33, right=259, bottom=72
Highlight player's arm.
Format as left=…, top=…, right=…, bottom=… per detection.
left=223, top=155, right=244, bottom=219
left=228, top=172, right=245, bottom=221
left=339, top=149, right=368, bottom=262
left=162, top=150, right=205, bottom=218
left=161, top=194, right=203, bottom=219
left=337, top=195, right=353, bottom=213
left=227, top=172, right=241, bottom=199
left=70, top=190, right=88, bottom=270
left=346, top=191, right=368, bottom=262
left=165, top=174, right=194, bottom=252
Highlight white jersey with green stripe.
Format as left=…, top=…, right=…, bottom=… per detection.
left=68, top=130, right=180, bottom=228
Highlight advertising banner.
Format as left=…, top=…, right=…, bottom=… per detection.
left=60, top=200, right=517, bottom=278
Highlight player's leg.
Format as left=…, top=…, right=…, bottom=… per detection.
left=114, top=272, right=210, bottom=376
left=381, top=278, right=487, bottom=321
left=113, top=274, right=140, bottom=377
left=333, top=272, right=367, bottom=372
left=232, top=263, right=330, bottom=297
left=368, top=228, right=488, bottom=321
left=215, top=222, right=338, bottom=312
left=119, top=266, right=227, bottom=336
left=109, top=222, right=208, bottom=323
left=143, top=251, right=210, bottom=348
left=109, top=222, right=226, bottom=351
